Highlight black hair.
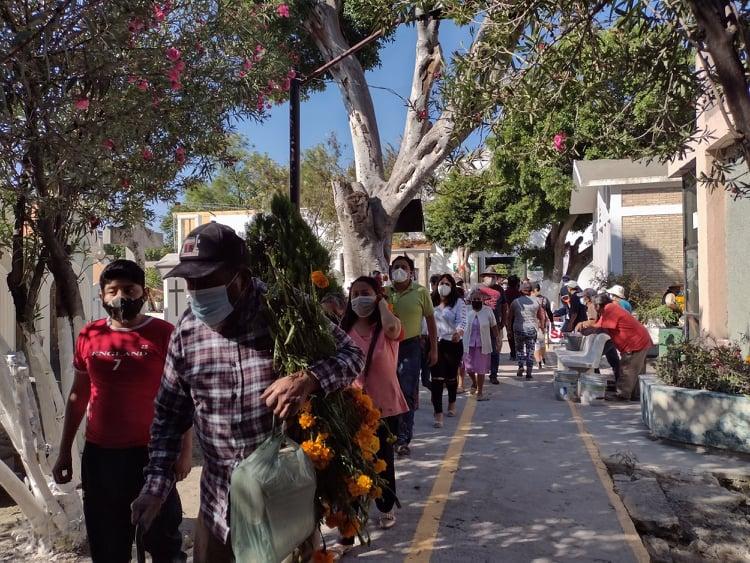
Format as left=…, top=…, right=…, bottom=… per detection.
left=429, top=274, right=440, bottom=285
left=371, top=270, right=381, bottom=276
left=100, top=259, right=145, bottom=290
left=532, top=282, right=542, bottom=292
left=507, top=274, right=521, bottom=288
left=431, top=274, right=459, bottom=307
left=391, top=254, right=415, bottom=272
left=593, top=293, right=613, bottom=308
left=340, top=276, right=383, bottom=379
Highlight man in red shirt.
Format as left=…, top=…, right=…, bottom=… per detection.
left=52, top=260, right=191, bottom=562
left=579, top=294, right=653, bottom=401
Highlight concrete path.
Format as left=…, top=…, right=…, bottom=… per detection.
left=314, top=360, right=642, bottom=562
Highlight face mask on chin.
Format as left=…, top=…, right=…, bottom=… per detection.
left=188, top=273, right=240, bottom=328
left=104, top=295, right=145, bottom=323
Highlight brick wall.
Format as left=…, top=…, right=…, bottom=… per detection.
left=622, top=214, right=684, bottom=293
left=622, top=188, right=682, bottom=207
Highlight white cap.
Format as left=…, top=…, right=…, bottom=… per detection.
left=607, top=284, right=626, bottom=299
left=566, top=280, right=579, bottom=289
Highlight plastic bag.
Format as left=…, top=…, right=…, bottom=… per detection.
left=230, top=425, right=317, bottom=563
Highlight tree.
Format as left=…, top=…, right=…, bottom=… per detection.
left=424, top=171, right=512, bottom=279
left=159, top=135, right=344, bottom=251
left=1, top=0, right=298, bottom=547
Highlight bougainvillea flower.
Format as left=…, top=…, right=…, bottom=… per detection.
left=142, top=148, right=154, bottom=161
left=276, top=4, right=290, bottom=17
left=175, top=147, right=186, bottom=165
left=74, top=97, right=90, bottom=110
left=242, top=58, right=253, bottom=71
left=553, top=132, right=567, bottom=153
left=170, top=80, right=182, bottom=91
left=102, top=139, right=115, bottom=151
left=165, top=47, right=181, bottom=61
left=128, top=18, right=144, bottom=34
left=136, top=79, right=149, bottom=92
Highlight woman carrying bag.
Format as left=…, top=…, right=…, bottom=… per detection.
left=334, top=276, right=408, bottom=555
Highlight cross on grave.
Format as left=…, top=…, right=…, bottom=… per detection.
left=168, top=279, right=185, bottom=317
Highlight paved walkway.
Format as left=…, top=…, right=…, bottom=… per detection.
left=174, top=354, right=750, bottom=562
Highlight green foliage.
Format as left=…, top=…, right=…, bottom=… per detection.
left=424, top=171, right=512, bottom=254
left=104, top=244, right=125, bottom=260
left=635, top=298, right=681, bottom=328
left=590, top=272, right=651, bottom=310
left=144, top=245, right=172, bottom=262
left=657, top=340, right=750, bottom=396
left=145, top=267, right=162, bottom=291
left=245, top=194, right=339, bottom=374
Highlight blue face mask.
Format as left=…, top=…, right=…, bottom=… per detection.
left=187, top=274, right=239, bottom=327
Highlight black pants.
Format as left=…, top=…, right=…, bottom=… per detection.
left=375, top=416, right=400, bottom=514
left=508, top=330, right=517, bottom=359
left=82, top=442, right=185, bottom=563
left=603, top=340, right=621, bottom=381
left=430, top=340, right=463, bottom=414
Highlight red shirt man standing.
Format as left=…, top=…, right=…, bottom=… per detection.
left=52, top=260, right=191, bottom=562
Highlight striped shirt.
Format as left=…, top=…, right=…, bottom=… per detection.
left=142, top=278, right=364, bottom=542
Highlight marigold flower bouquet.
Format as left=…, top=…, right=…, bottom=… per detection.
left=245, top=194, right=391, bottom=552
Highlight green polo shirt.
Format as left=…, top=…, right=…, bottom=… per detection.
left=387, top=282, right=434, bottom=339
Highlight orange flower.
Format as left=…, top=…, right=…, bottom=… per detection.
left=311, top=270, right=329, bottom=289
left=369, top=486, right=383, bottom=499
left=301, top=433, right=333, bottom=469
left=373, top=459, right=387, bottom=473
left=313, top=550, right=335, bottom=563
left=347, top=473, right=373, bottom=496
left=338, top=518, right=360, bottom=538
left=298, top=411, right=315, bottom=430
left=325, top=511, right=346, bottom=529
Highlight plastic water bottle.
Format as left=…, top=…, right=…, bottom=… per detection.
left=559, top=385, right=568, bottom=401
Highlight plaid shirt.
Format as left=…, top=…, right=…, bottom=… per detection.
left=142, top=279, right=364, bottom=542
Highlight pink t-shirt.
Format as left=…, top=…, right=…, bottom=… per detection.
left=347, top=326, right=409, bottom=418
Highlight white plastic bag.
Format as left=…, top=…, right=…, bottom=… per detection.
left=230, top=425, right=317, bottom=562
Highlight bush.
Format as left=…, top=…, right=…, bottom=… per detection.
left=657, top=339, right=750, bottom=395
left=635, top=296, right=681, bottom=327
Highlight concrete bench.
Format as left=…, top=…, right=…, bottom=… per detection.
left=557, top=333, right=611, bottom=374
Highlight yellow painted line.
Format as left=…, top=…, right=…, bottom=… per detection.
left=404, top=396, right=478, bottom=562
left=567, top=400, right=651, bottom=563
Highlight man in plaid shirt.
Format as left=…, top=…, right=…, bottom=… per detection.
left=131, top=223, right=364, bottom=562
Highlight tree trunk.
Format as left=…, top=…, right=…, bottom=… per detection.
left=566, top=236, right=593, bottom=280
left=456, top=246, right=471, bottom=282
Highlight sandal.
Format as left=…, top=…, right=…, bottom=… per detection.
left=328, top=542, right=355, bottom=559
left=433, top=420, right=443, bottom=428
left=469, top=385, right=477, bottom=395
left=477, top=394, right=490, bottom=401
left=378, top=511, right=397, bottom=529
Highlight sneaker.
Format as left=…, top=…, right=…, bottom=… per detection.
left=396, top=444, right=411, bottom=456
left=516, top=367, right=524, bottom=377
left=446, top=409, right=456, bottom=417
left=433, top=418, right=443, bottom=428
left=489, top=377, right=499, bottom=385
left=525, top=374, right=533, bottom=380
left=378, top=511, right=396, bottom=530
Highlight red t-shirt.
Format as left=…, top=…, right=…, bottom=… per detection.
left=595, top=303, right=652, bottom=353
left=73, top=317, right=174, bottom=448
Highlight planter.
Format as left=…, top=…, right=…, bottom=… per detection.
left=657, top=328, right=683, bottom=357
left=640, top=375, right=750, bottom=454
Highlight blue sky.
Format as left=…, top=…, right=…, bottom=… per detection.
left=152, top=21, right=474, bottom=228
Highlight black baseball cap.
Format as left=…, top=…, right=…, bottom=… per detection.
left=164, top=222, right=248, bottom=279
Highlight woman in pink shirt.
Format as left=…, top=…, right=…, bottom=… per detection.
left=340, top=276, right=408, bottom=536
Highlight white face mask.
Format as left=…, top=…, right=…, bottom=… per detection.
left=351, top=296, right=377, bottom=318
left=187, top=273, right=240, bottom=328
left=438, top=284, right=452, bottom=297
left=391, top=268, right=409, bottom=284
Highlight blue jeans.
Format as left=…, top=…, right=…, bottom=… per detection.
left=397, top=338, right=422, bottom=445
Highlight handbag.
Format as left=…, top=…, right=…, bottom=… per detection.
left=230, top=420, right=317, bottom=562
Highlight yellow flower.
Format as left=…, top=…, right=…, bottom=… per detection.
left=311, top=270, right=329, bottom=289
left=298, top=412, right=315, bottom=430
left=373, top=459, right=387, bottom=473
left=346, top=473, right=373, bottom=496
left=369, top=486, right=383, bottom=500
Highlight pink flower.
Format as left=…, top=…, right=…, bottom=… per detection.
left=238, top=70, right=247, bottom=78
left=257, top=95, right=265, bottom=112
left=74, top=97, right=90, bottom=111
left=120, top=178, right=131, bottom=189
left=102, top=138, right=115, bottom=151
left=167, top=67, right=181, bottom=82
left=170, top=80, right=182, bottom=91
left=282, top=77, right=291, bottom=91
left=242, top=58, right=253, bottom=71
left=142, top=148, right=154, bottom=161
left=417, top=109, right=428, bottom=122
left=136, top=79, right=149, bottom=92
left=553, top=132, right=567, bottom=153
left=153, top=6, right=166, bottom=22
left=165, top=47, right=181, bottom=62
left=152, top=96, right=161, bottom=108
left=287, top=69, right=297, bottom=79
left=173, top=60, right=185, bottom=72
left=128, top=18, right=144, bottom=34
left=175, top=147, right=186, bottom=165
left=276, top=4, right=290, bottom=17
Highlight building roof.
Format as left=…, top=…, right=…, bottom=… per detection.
left=571, top=159, right=682, bottom=214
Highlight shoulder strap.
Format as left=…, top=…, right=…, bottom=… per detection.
left=362, top=322, right=383, bottom=379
